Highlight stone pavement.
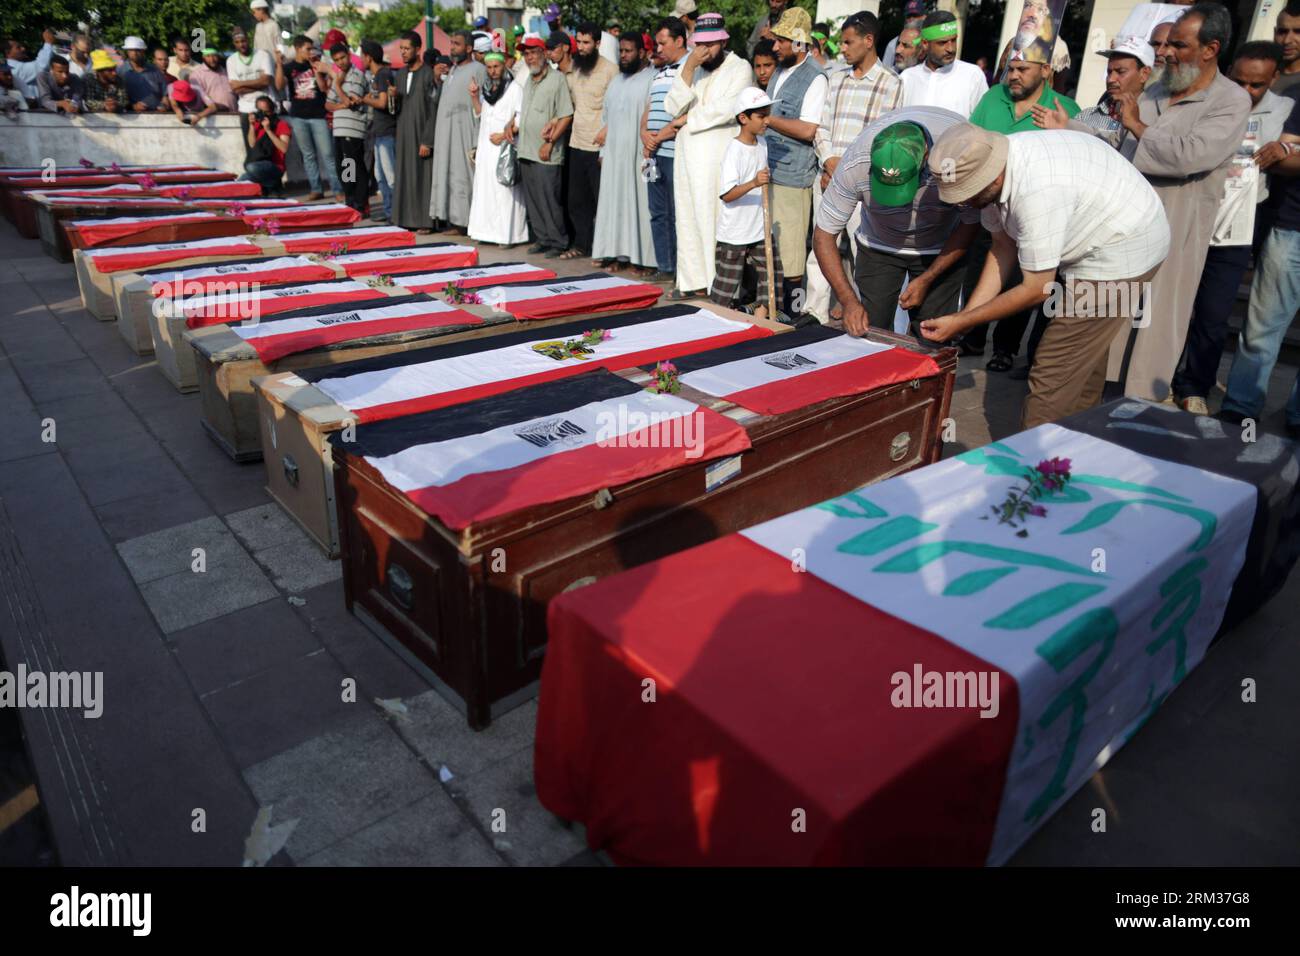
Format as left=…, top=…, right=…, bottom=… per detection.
left=0, top=223, right=1296, bottom=867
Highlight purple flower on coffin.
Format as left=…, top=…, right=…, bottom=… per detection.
left=227, top=201, right=248, bottom=218
left=78, top=157, right=95, bottom=169
left=137, top=173, right=157, bottom=189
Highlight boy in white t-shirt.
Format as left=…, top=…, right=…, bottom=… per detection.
left=708, top=87, right=784, bottom=321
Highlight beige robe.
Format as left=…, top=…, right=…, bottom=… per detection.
left=1108, top=72, right=1251, bottom=400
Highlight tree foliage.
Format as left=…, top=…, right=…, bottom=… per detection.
left=356, top=1, right=466, bottom=45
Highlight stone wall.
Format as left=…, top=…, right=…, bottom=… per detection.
left=0, top=111, right=305, bottom=183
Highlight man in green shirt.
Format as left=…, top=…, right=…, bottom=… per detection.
left=506, top=35, right=575, bottom=257
left=961, top=53, right=1079, bottom=371
left=969, top=56, right=1079, bottom=133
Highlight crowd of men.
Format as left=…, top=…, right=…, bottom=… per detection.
left=4, top=0, right=1300, bottom=433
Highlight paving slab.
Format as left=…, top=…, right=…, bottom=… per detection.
left=395, top=690, right=536, bottom=780
left=302, top=792, right=503, bottom=867
left=243, top=710, right=440, bottom=860
left=450, top=747, right=588, bottom=867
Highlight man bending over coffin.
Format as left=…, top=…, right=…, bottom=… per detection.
left=811, top=106, right=979, bottom=347
left=919, top=124, right=1170, bottom=428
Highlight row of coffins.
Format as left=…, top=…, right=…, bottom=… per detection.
left=532, top=398, right=1300, bottom=865
left=32, top=174, right=1299, bottom=863
left=61, top=218, right=960, bottom=737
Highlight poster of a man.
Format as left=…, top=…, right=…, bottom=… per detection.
left=1010, top=0, right=1062, bottom=66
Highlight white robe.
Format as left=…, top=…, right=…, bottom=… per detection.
left=468, top=81, right=529, bottom=246
left=664, top=52, right=754, bottom=293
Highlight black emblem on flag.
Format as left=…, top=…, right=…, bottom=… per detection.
left=514, top=418, right=586, bottom=449
left=546, top=285, right=582, bottom=293
left=213, top=264, right=249, bottom=274
left=385, top=251, right=414, bottom=257
left=272, top=288, right=308, bottom=297
left=762, top=351, right=817, bottom=371
left=315, top=312, right=362, bottom=327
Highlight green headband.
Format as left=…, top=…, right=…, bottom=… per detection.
left=484, top=52, right=505, bottom=63
left=920, top=21, right=958, bottom=41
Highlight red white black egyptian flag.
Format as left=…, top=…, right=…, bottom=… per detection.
left=299, top=304, right=773, bottom=423
left=390, top=261, right=558, bottom=293
left=335, top=243, right=478, bottom=277
left=464, top=272, right=664, bottom=320
left=156, top=181, right=263, bottom=199
left=332, top=371, right=751, bottom=530
left=277, top=225, right=416, bottom=253
left=667, top=325, right=943, bottom=415
left=228, top=294, right=482, bottom=361
left=41, top=196, right=183, bottom=207
left=145, top=256, right=339, bottom=297
left=68, top=212, right=225, bottom=247
left=82, top=236, right=263, bottom=273
left=177, top=279, right=387, bottom=329
left=241, top=203, right=361, bottom=228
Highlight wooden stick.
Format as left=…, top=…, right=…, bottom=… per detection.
left=761, top=181, right=777, bottom=320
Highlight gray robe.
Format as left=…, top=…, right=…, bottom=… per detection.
left=1106, top=72, right=1251, bottom=401
left=591, top=66, right=658, bottom=268
left=430, top=59, right=487, bottom=226
left=394, top=63, right=438, bottom=230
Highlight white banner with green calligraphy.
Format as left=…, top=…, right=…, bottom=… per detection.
left=741, top=423, right=1255, bottom=863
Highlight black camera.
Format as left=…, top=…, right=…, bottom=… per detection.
left=253, top=109, right=269, bottom=123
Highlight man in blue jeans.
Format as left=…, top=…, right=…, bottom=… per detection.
left=1220, top=86, right=1300, bottom=438
left=360, top=40, right=396, bottom=222
left=275, top=35, right=342, bottom=199
left=644, top=18, right=689, bottom=283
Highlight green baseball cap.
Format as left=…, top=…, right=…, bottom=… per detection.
left=870, top=122, right=928, bottom=208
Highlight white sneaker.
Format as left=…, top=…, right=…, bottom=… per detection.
left=1180, top=396, right=1209, bottom=415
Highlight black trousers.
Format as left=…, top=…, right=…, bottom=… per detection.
left=333, top=135, right=369, bottom=215
left=567, top=147, right=601, bottom=255
left=519, top=159, right=568, bottom=251
left=1171, top=243, right=1252, bottom=399
left=854, top=245, right=964, bottom=347
left=960, top=227, right=1033, bottom=355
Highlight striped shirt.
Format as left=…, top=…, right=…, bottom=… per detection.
left=328, top=67, right=370, bottom=139
left=814, top=59, right=902, bottom=166
left=647, top=54, right=687, bottom=160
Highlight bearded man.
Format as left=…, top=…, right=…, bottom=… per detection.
left=563, top=22, right=618, bottom=259
left=663, top=13, right=754, bottom=296
left=430, top=30, right=488, bottom=232
left=1104, top=3, right=1251, bottom=402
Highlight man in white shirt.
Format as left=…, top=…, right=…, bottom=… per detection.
left=250, top=0, right=282, bottom=58
left=900, top=11, right=987, bottom=118
left=920, top=125, right=1170, bottom=428
left=226, top=27, right=275, bottom=136
left=764, top=7, right=826, bottom=315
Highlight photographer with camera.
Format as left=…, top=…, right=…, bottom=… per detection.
left=241, top=95, right=292, bottom=195
left=326, top=41, right=371, bottom=216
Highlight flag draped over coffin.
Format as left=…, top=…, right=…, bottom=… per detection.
left=669, top=324, right=943, bottom=415
left=229, top=295, right=482, bottom=361
left=332, top=371, right=751, bottom=529
left=299, top=305, right=773, bottom=423
left=536, top=421, right=1257, bottom=866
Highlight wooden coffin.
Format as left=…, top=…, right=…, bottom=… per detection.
left=58, top=213, right=252, bottom=263
left=188, top=295, right=525, bottom=462
left=330, top=330, right=958, bottom=728
left=112, top=242, right=479, bottom=350
left=33, top=195, right=294, bottom=254
left=252, top=302, right=784, bottom=558
left=57, top=203, right=362, bottom=261
left=150, top=282, right=404, bottom=393
left=156, top=267, right=649, bottom=393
